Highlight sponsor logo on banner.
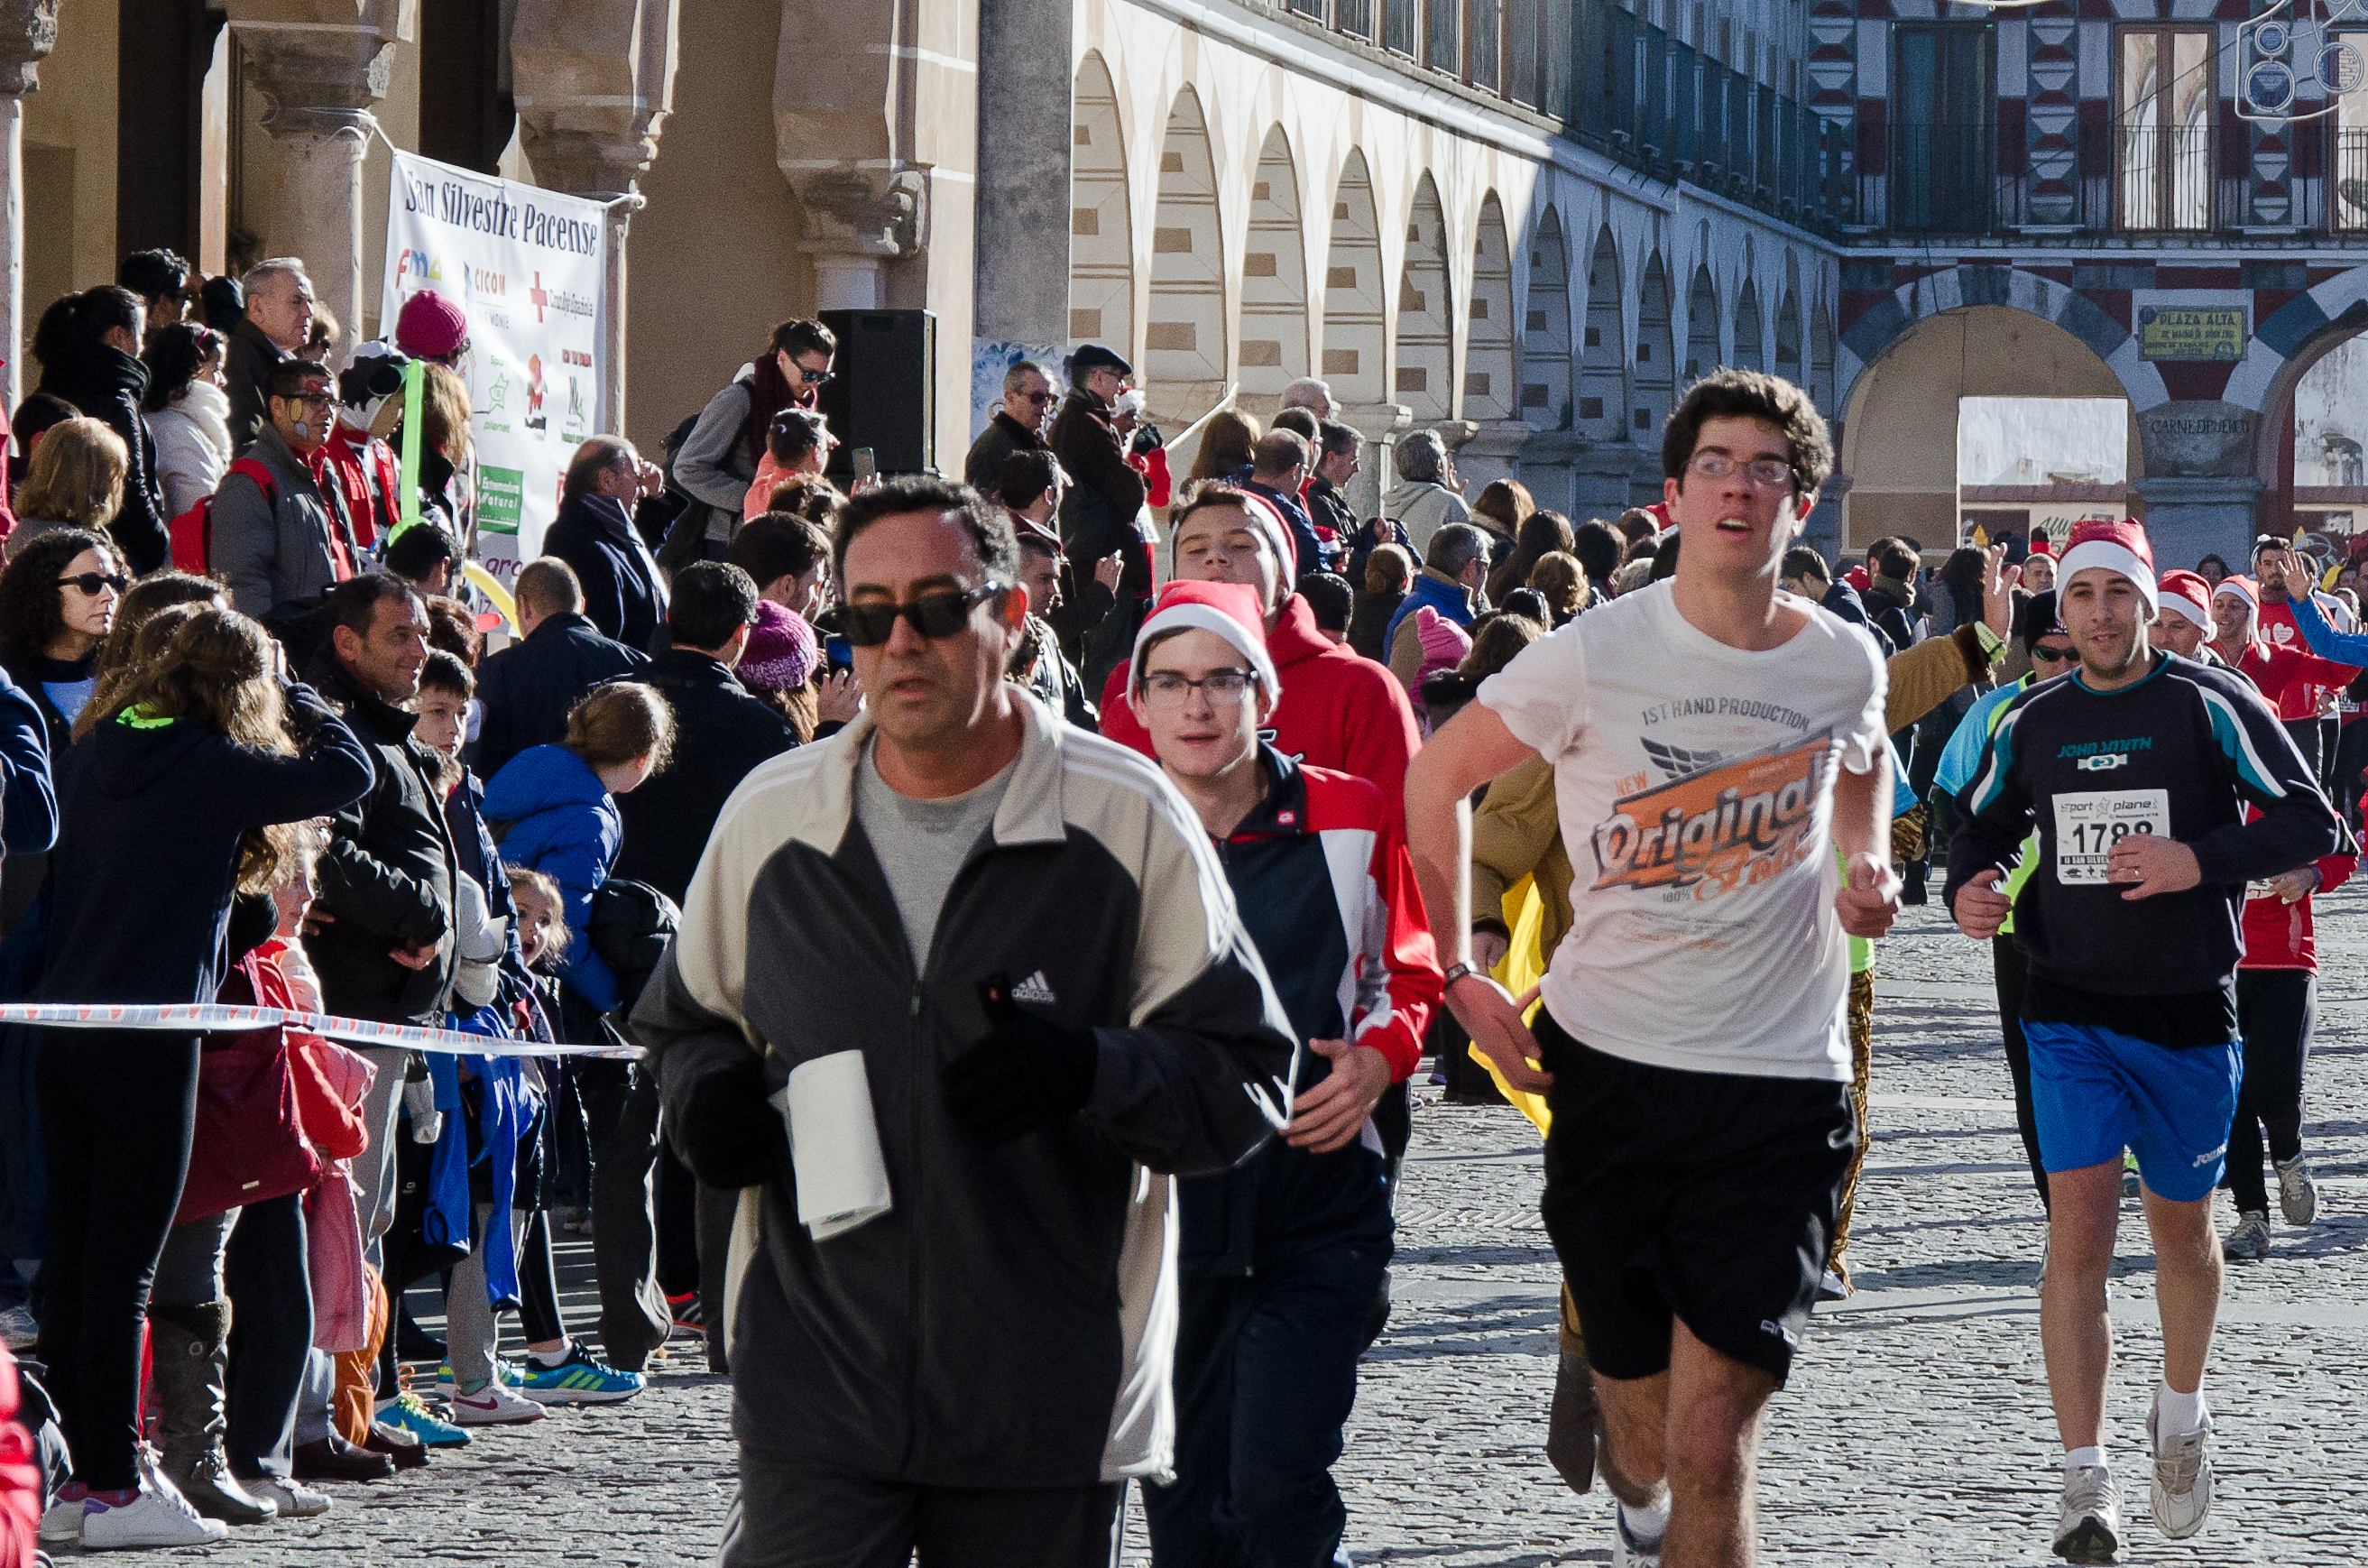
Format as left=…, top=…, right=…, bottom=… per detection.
left=1590, top=731, right=1832, bottom=899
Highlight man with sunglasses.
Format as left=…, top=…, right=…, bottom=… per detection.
left=634, top=475, right=1295, bottom=1568
left=1947, top=519, right=2339, bottom=1562
left=210, top=358, right=364, bottom=618
left=1405, top=370, right=1896, bottom=1568
left=963, top=360, right=1057, bottom=493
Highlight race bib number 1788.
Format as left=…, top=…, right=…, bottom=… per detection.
left=2052, top=789, right=2170, bottom=885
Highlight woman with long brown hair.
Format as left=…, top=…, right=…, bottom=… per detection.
left=32, top=608, right=372, bottom=1550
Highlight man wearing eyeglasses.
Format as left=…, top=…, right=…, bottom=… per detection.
left=210, top=358, right=365, bottom=618
left=633, top=475, right=1296, bottom=1568
left=963, top=360, right=1057, bottom=494
left=1405, top=370, right=1897, bottom=1568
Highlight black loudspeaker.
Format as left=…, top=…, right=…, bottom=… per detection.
left=817, top=309, right=936, bottom=482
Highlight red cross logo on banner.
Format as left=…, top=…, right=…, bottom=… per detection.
left=530, top=272, right=548, bottom=323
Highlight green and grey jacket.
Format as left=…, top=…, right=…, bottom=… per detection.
left=631, top=692, right=1297, bottom=1485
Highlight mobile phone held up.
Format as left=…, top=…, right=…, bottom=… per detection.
left=825, top=634, right=853, bottom=672
left=852, top=447, right=877, bottom=487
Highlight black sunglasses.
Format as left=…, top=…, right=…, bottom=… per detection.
left=2031, top=644, right=2076, bottom=663
left=840, top=583, right=1005, bottom=647
left=796, top=364, right=834, bottom=386
left=59, top=572, right=129, bottom=595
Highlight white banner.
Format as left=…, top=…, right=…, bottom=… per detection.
left=380, top=150, right=607, bottom=585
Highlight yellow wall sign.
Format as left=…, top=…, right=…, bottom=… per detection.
left=2137, top=304, right=2245, bottom=362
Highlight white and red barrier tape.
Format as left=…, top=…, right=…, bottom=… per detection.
left=0, top=1001, right=640, bottom=1058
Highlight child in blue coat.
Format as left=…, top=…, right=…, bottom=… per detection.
left=481, top=682, right=675, bottom=1013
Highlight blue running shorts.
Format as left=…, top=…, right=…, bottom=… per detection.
left=2022, top=1019, right=2243, bottom=1202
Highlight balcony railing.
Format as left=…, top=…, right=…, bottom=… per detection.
left=1270, top=0, right=1841, bottom=231
left=1887, top=121, right=1995, bottom=235
left=2336, top=129, right=2368, bottom=232
left=2116, top=123, right=2213, bottom=232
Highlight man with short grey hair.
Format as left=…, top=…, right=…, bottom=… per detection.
left=1386, top=428, right=1472, bottom=558
left=1279, top=376, right=1334, bottom=421
left=964, top=360, right=1059, bottom=494
left=226, top=259, right=316, bottom=452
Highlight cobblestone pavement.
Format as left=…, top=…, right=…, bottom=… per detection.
left=103, top=903, right=2368, bottom=1565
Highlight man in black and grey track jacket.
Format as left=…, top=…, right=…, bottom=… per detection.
left=631, top=475, right=1297, bottom=1568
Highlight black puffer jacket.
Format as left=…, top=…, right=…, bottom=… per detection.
left=59, top=346, right=170, bottom=574
left=304, top=648, right=461, bottom=1025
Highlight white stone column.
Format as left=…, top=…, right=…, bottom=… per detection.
left=512, top=0, right=679, bottom=434
left=0, top=0, right=58, bottom=410
left=231, top=10, right=406, bottom=367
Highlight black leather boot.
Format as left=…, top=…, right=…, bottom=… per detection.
left=150, top=1302, right=278, bottom=1525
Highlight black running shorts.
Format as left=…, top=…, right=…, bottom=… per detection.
left=1534, top=1009, right=1855, bottom=1387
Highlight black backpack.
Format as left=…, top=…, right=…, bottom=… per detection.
left=588, top=879, right=680, bottom=1012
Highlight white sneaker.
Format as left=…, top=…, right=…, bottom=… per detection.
left=80, top=1477, right=229, bottom=1550
left=37, top=1490, right=85, bottom=1544
left=447, top=1376, right=548, bottom=1426
left=2276, top=1155, right=2319, bottom=1226
left=2052, top=1464, right=2120, bottom=1563
left=2148, top=1398, right=2214, bottom=1540
left=251, top=1475, right=335, bottom=1518
left=2224, top=1211, right=2271, bottom=1262
left=1612, top=1499, right=1666, bottom=1567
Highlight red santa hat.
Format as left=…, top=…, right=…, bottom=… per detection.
left=2057, top=518, right=2158, bottom=615
left=2026, top=530, right=2055, bottom=559
left=1130, top=580, right=1279, bottom=697
left=1169, top=485, right=1298, bottom=607
left=2154, top=570, right=2213, bottom=632
left=2214, top=573, right=2259, bottom=611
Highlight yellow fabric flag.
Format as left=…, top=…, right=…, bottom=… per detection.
left=1467, top=876, right=1553, bottom=1136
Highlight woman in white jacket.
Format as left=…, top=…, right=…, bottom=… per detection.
left=142, top=322, right=234, bottom=520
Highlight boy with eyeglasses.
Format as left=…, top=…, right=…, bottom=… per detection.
left=1125, top=578, right=1442, bottom=1568
left=1405, top=370, right=1897, bottom=1567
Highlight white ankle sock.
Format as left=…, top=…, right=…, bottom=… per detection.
left=1618, top=1496, right=1671, bottom=1543
left=2157, top=1380, right=2207, bottom=1435
left=2064, top=1445, right=2105, bottom=1473
left=528, top=1341, right=574, bottom=1369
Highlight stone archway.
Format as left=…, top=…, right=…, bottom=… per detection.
left=1635, top=252, right=1676, bottom=439
left=1523, top=208, right=1573, bottom=431
left=1067, top=53, right=1133, bottom=358
left=1837, top=263, right=2168, bottom=420
left=1578, top=227, right=1624, bottom=444
left=1734, top=280, right=1764, bottom=373
left=1320, top=151, right=1385, bottom=409
left=1464, top=195, right=1516, bottom=421
left=1775, top=287, right=1802, bottom=386
left=1683, top=263, right=1719, bottom=384
left=1239, top=126, right=1311, bottom=415
left=1396, top=173, right=1452, bottom=421
left=1144, top=85, right=1226, bottom=424
left=1838, top=304, right=2142, bottom=552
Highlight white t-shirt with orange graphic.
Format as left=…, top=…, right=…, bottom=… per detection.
left=1478, top=580, right=1887, bottom=1082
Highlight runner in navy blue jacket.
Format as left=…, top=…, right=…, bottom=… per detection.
left=1126, top=580, right=1442, bottom=1568
left=33, top=607, right=371, bottom=1546
left=1944, top=520, right=2337, bottom=1563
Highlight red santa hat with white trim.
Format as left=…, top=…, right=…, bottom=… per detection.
left=2154, top=570, right=2213, bottom=632
left=1129, top=579, right=1280, bottom=697
left=2056, top=518, right=2158, bottom=616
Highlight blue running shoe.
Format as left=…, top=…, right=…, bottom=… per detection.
left=376, top=1390, right=472, bottom=1447
left=519, top=1343, right=646, bottom=1405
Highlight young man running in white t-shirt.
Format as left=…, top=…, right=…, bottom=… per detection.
left=1405, top=370, right=1897, bottom=1568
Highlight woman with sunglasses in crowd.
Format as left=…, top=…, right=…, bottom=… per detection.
left=667, top=318, right=837, bottom=567
left=0, top=529, right=128, bottom=760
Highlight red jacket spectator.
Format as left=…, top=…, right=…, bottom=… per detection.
left=1098, top=592, right=1422, bottom=816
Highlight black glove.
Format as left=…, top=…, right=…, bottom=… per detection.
left=940, top=975, right=1101, bottom=1144
left=672, top=1056, right=787, bottom=1189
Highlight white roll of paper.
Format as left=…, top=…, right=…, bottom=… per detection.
left=769, top=1050, right=893, bottom=1241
